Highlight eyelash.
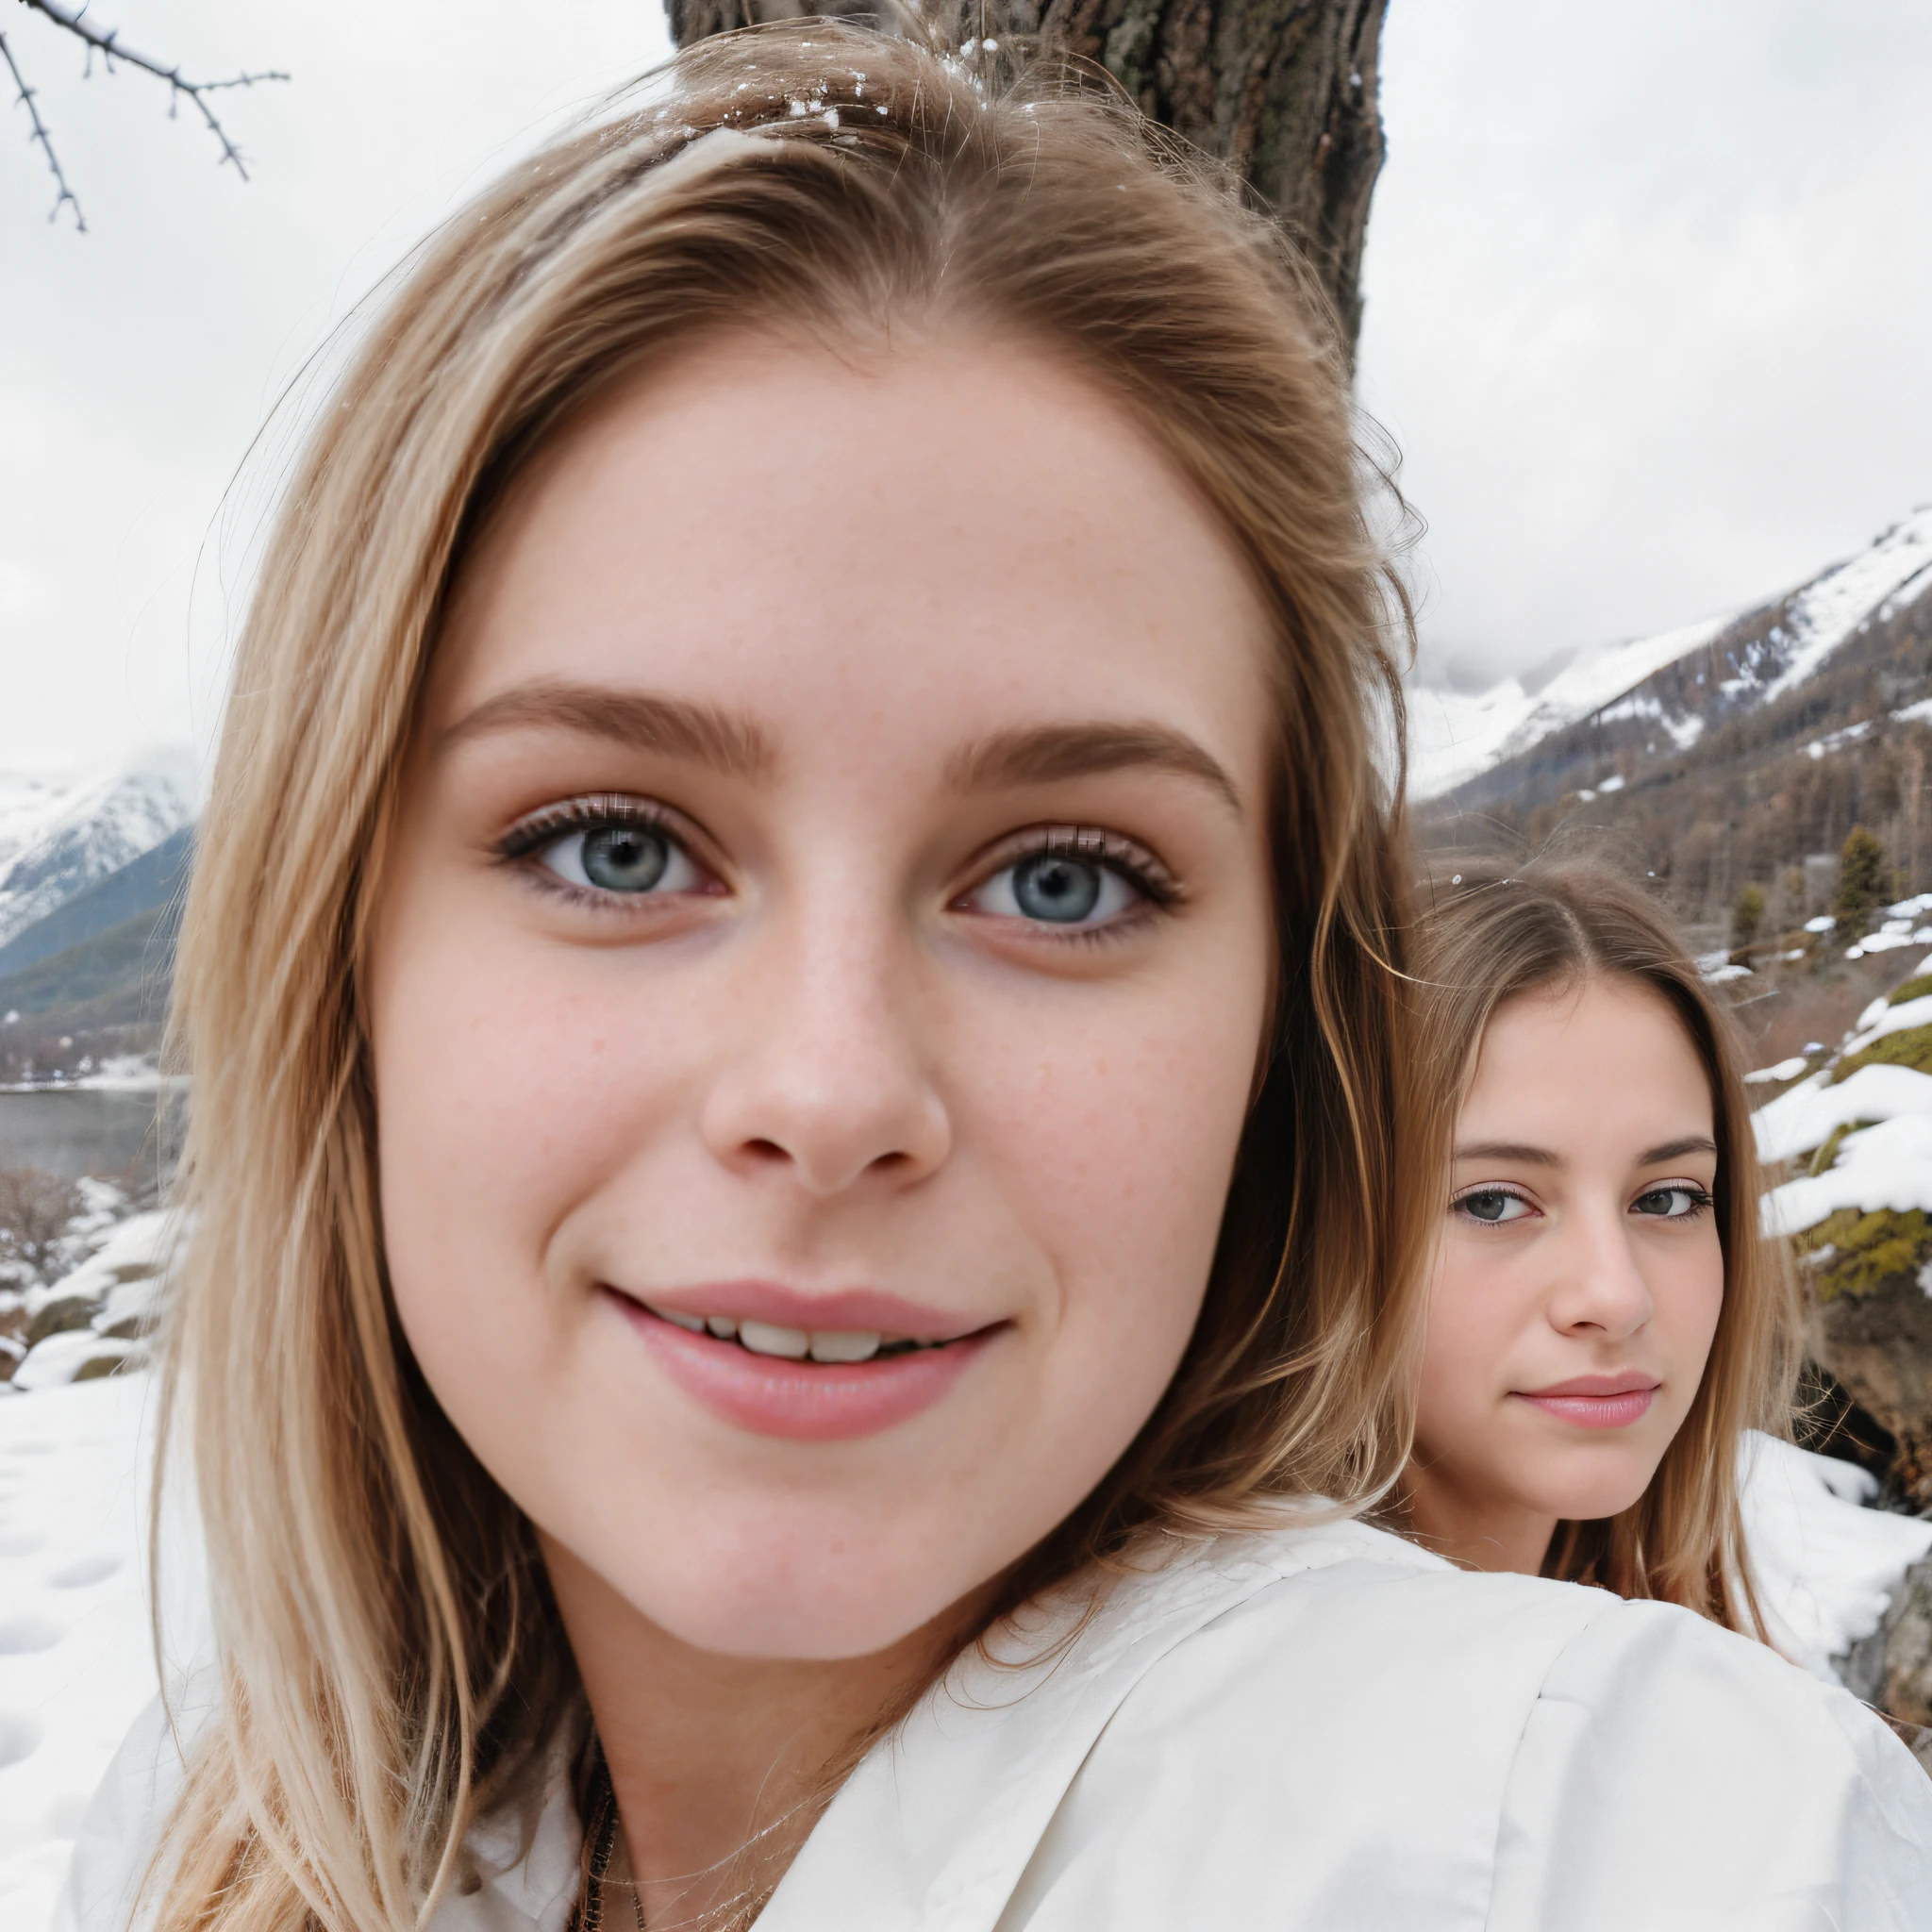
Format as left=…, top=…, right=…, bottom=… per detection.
left=495, top=801, right=1182, bottom=933
left=968, top=824, right=1182, bottom=935
left=1448, top=1183, right=1717, bottom=1224
left=1450, top=1185, right=1535, bottom=1226
left=496, top=795, right=705, bottom=906
left=1636, top=1184, right=1715, bottom=1221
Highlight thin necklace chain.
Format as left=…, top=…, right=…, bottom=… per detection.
left=573, top=1763, right=644, bottom=1932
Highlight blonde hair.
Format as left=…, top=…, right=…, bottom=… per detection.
left=1403, top=864, right=1801, bottom=1634
left=157, top=25, right=1433, bottom=1930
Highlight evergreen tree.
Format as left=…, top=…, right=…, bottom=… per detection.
left=1781, top=866, right=1807, bottom=931
left=1731, top=884, right=1765, bottom=952
left=1834, top=826, right=1886, bottom=942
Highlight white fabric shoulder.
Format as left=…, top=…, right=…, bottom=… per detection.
left=1492, top=1595, right=1931, bottom=1930
left=759, top=1515, right=1932, bottom=1932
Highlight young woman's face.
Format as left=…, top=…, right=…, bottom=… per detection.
left=1409, top=977, right=1725, bottom=1568
left=367, top=332, right=1277, bottom=1660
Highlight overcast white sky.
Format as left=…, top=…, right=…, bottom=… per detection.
left=2, top=0, right=1928, bottom=768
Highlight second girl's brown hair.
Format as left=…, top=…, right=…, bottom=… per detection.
left=1404, top=864, right=1801, bottom=1633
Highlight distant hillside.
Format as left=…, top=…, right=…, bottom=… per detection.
left=1414, top=507, right=1932, bottom=931
left=0, top=751, right=195, bottom=953
left=0, top=824, right=192, bottom=980
left=0, top=897, right=180, bottom=1032
left=0, top=820, right=195, bottom=1084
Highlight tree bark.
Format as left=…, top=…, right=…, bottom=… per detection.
left=664, top=0, right=1389, bottom=358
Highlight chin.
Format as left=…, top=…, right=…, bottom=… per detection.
left=599, top=1508, right=986, bottom=1661
left=1538, top=1464, right=1657, bottom=1527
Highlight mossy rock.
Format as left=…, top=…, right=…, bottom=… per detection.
left=25, top=1294, right=101, bottom=1347
left=1884, top=1559, right=1932, bottom=1728
left=1812, top=1269, right=1932, bottom=1507
left=1835, top=1020, right=1932, bottom=1083
left=1890, top=974, right=1932, bottom=1007
left=1800, top=1208, right=1932, bottom=1300
left=1807, top=1122, right=1856, bottom=1176
left=71, top=1348, right=139, bottom=1383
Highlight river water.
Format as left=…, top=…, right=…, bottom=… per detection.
left=0, top=1086, right=187, bottom=1181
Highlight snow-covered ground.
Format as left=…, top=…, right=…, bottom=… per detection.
left=1744, top=1434, right=1932, bottom=1682
left=0, top=1375, right=176, bottom=1931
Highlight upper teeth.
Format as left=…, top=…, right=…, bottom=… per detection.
left=648, top=1304, right=886, bottom=1363
left=804, top=1328, right=883, bottom=1363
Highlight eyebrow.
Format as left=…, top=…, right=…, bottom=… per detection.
left=1637, top=1136, right=1718, bottom=1166
left=943, top=723, right=1243, bottom=817
left=1453, top=1141, right=1562, bottom=1168
left=438, top=680, right=775, bottom=777
left=1451, top=1135, right=1719, bottom=1169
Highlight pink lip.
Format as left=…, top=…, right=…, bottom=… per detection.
left=623, top=1279, right=985, bottom=1342
left=1513, top=1374, right=1661, bottom=1430
left=605, top=1281, right=1003, bottom=1442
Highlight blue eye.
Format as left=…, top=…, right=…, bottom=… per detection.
left=970, top=848, right=1143, bottom=927
left=1014, top=853, right=1103, bottom=922
left=1633, top=1186, right=1711, bottom=1220
left=537, top=822, right=702, bottom=896
left=1457, top=1190, right=1533, bottom=1224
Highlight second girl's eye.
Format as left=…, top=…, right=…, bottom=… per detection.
left=968, top=847, right=1148, bottom=929
left=531, top=820, right=704, bottom=896
left=1632, top=1186, right=1712, bottom=1221
left=1456, top=1189, right=1535, bottom=1225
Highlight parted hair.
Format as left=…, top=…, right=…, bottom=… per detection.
left=1402, top=864, right=1801, bottom=1634
left=155, top=25, right=1436, bottom=1931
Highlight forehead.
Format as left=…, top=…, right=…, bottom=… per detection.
left=1466, top=977, right=1712, bottom=1130
left=427, top=330, right=1276, bottom=777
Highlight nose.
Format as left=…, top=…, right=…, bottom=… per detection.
left=1546, top=1206, right=1655, bottom=1343
left=698, top=908, right=952, bottom=1197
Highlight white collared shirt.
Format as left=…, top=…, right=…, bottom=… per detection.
left=61, top=1514, right=1932, bottom=1932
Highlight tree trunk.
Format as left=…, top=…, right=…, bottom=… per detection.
left=664, top=0, right=1390, bottom=358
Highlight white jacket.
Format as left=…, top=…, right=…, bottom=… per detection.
left=61, top=1515, right=1932, bottom=1932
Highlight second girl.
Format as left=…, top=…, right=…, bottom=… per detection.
left=1400, top=863, right=1796, bottom=1628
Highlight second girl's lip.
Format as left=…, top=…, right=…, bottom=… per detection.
left=1513, top=1373, right=1661, bottom=1430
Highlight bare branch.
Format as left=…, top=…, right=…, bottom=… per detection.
left=1, top=28, right=82, bottom=227
left=20, top=0, right=288, bottom=181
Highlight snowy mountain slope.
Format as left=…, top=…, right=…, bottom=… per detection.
left=1411, top=505, right=1932, bottom=801
left=0, top=752, right=196, bottom=955
left=1409, top=614, right=1728, bottom=800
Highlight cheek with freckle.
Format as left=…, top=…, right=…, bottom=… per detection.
left=372, top=856, right=717, bottom=1395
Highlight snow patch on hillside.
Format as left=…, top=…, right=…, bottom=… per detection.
left=1409, top=614, right=1728, bottom=800
left=1408, top=504, right=1932, bottom=802
left=1759, top=505, right=1932, bottom=704
left=0, top=752, right=197, bottom=955
left=1756, top=1063, right=1932, bottom=1169
left=1743, top=1433, right=1932, bottom=1682
left=1754, top=948, right=1932, bottom=1240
